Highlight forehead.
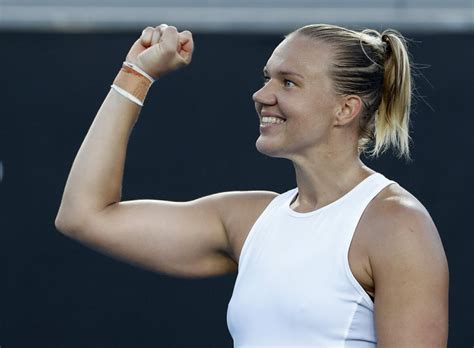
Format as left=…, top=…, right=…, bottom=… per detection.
left=265, top=34, right=333, bottom=79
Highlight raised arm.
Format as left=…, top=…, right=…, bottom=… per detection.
left=55, top=25, right=277, bottom=277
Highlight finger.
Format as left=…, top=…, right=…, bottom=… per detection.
left=151, top=28, right=162, bottom=46
left=179, top=31, right=193, bottom=47
left=140, top=27, right=154, bottom=47
left=160, top=26, right=179, bottom=53
left=178, top=30, right=194, bottom=60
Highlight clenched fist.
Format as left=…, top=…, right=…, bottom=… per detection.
left=125, top=24, right=194, bottom=79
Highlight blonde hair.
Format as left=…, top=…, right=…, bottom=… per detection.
left=293, top=24, right=412, bottom=159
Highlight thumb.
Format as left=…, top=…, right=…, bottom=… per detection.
left=178, top=31, right=194, bottom=63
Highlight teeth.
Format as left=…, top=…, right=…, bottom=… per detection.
left=261, top=116, right=285, bottom=124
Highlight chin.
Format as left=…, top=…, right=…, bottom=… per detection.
left=255, top=137, right=287, bottom=158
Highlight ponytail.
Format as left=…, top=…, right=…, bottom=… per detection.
left=373, top=30, right=412, bottom=159
left=294, top=25, right=413, bottom=160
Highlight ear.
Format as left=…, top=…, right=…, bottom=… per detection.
left=334, top=95, right=363, bottom=126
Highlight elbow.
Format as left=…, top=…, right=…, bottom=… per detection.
left=54, top=211, right=71, bottom=235
left=55, top=203, right=88, bottom=237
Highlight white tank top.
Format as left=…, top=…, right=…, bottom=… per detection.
left=227, top=173, right=395, bottom=347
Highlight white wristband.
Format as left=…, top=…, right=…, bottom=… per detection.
left=110, top=84, right=144, bottom=106
left=123, top=61, right=155, bottom=83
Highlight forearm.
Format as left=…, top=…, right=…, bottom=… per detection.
left=57, top=87, right=142, bottom=227
left=56, top=25, right=193, bottom=232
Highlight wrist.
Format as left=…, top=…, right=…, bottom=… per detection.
left=123, top=61, right=155, bottom=83
left=111, top=62, right=155, bottom=106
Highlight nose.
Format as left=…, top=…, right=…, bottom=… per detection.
left=252, top=82, right=277, bottom=106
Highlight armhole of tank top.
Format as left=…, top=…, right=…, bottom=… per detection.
left=342, top=180, right=396, bottom=309
left=237, top=190, right=294, bottom=269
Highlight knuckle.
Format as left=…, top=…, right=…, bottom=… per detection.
left=150, top=33, right=159, bottom=44
left=182, top=30, right=192, bottom=35
left=141, top=27, right=153, bottom=39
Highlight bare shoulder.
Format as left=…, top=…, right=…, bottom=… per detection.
left=207, top=190, right=279, bottom=263
left=361, top=183, right=448, bottom=268
left=362, top=184, right=449, bottom=346
left=356, top=182, right=447, bottom=282
left=363, top=183, right=441, bottom=247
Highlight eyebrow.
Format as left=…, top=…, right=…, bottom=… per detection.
left=263, top=67, right=305, bottom=80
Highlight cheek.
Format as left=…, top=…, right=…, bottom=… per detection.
left=289, top=102, right=336, bottom=141
left=290, top=100, right=334, bottom=127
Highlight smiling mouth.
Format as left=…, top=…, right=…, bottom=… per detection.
left=260, top=116, right=286, bottom=125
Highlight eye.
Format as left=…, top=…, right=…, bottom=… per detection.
left=284, top=79, right=296, bottom=88
left=262, top=75, right=270, bottom=85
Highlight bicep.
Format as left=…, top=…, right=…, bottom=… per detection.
left=371, top=208, right=449, bottom=347
left=68, top=195, right=237, bottom=278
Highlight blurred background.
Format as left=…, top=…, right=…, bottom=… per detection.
left=2, top=0, right=473, bottom=347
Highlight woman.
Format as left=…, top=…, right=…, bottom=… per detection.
left=56, top=23, right=449, bottom=347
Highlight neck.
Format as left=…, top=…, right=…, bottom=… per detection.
left=290, top=149, right=374, bottom=213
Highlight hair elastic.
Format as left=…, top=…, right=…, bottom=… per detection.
left=111, top=62, right=154, bottom=106
left=110, top=84, right=144, bottom=106
left=359, top=34, right=383, bottom=68
left=123, top=61, right=155, bottom=83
